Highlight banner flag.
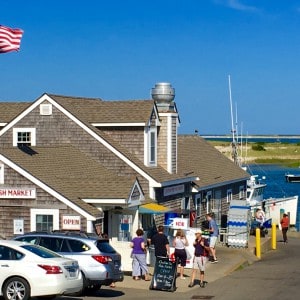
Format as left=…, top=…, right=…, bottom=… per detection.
left=0, top=25, right=24, bottom=53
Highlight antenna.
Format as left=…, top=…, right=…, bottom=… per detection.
left=228, top=75, right=235, bottom=143
left=228, top=75, right=241, bottom=166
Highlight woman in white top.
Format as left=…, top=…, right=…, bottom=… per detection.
left=172, top=229, right=189, bottom=279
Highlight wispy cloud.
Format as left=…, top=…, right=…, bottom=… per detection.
left=213, top=0, right=259, bottom=12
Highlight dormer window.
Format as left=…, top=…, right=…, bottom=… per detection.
left=145, top=126, right=157, bottom=166
left=150, top=130, right=156, bottom=163
left=13, top=128, right=36, bottom=147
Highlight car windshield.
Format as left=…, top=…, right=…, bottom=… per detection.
left=95, top=240, right=117, bottom=254
left=21, top=244, right=62, bottom=258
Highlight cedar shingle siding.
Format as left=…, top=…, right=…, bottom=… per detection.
left=0, top=93, right=249, bottom=239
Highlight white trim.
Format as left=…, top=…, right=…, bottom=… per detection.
left=40, top=103, right=52, bottom=115
left=82, top=199, right=126, bottom=204
left=30, top=208, right=59, bottom=231
left=0, top=162, right=4, bottom=184
left=13, top=128, right=36, bottom=146
left=159, top=112, right=178, bottom=117
left=0, top=123, right=6, bottom=126
left=0, top=154, right=95, bottom=220
left=227, top=189, right=233, bottom=203
left=0, top=94, right=161, bottom=187
left=167, top=115, right=172, bottom=173
left=92, top=123, right=146, bottom=127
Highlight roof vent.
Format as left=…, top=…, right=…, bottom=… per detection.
left=151, top=82, right=175, bottom=103
left=40, top=103, right=52, bottom=115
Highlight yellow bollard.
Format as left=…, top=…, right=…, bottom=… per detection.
left=271, top=223, right=277, bottom=250
left=255, top=228, right=261, bottom=259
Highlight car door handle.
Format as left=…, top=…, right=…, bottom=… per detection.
left=1, top=264, right=9, bottom=267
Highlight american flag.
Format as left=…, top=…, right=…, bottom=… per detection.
left=0, top=25, right=24, bottom=53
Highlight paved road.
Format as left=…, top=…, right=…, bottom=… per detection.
left=61, top=234, right=299, bottom=300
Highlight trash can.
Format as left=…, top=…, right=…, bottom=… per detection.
left=149, top=245, right=155, bottom=267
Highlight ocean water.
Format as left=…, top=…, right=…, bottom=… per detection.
left=246, top=164, right=300, bottom=230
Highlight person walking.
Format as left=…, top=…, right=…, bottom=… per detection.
left=172, top=229, right=189, bottom=279
left=151, top=225, right=170, bottom=258
left=188, top=230, right=210, bottom=288
left=130, top=228, right=150, bottom=281
left=280, top=213, right=289, bottom=244
left=206, top=213, right=219, bottom=263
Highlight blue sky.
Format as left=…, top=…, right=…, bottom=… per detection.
left=1, top=0, right=300, bottom=135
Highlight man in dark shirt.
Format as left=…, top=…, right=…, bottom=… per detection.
left=151, top=225, right=170, bottom=257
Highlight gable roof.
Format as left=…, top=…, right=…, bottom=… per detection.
left=177, top=135, right=249, bottom=189
left=48, top=94, right=156, bottom=124
left=1, top=94, right=198, bottom=188
left=44, top=94, right=196, bottom=186
left=0, top=102, right=31, bottom=124
left=0, top=145, right=137, bottom=218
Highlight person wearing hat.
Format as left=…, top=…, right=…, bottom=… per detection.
left=280, top=213, right=289, bottom=243
left=188, top=230, right=210, bottom=288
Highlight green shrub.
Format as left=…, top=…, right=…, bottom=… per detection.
left=252, top=144, right=266, bottom=151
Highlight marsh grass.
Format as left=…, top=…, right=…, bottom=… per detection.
left=208, top=141, right=300, bottom=168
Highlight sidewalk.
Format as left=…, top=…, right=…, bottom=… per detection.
left=115, top=234, right=267, bottom=292
left=115, top=229, right=300, bottom=293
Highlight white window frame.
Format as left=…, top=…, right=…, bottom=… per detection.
left=206, top=191, right=212, bottom=213
left=30, top=209, right=59, bottom=232
left=239, top=185, right=245, bottom=200
left=144, top=126, right=157, bottom=166
left=227, top=189, right=233, bottom=203
left=195, top=194, right=201, bottom=217
left=0, top=163, right=4, bottom=184
left=13, top=128, right=36, bottom=147
left=181, top=196, right=190, bottom=210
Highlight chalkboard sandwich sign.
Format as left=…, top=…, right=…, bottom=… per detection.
left=149, top=256, right=177, bottom=292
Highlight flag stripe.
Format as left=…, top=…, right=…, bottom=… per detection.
left=0, top=25, right=24, bottom=53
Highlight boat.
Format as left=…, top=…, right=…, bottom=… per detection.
left=246, top=174, right=299, bottom=225
left=227, top=76, right=298, bottom=226
left=285, top=173, right=300, bottom=183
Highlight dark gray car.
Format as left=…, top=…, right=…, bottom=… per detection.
left=14, top=232, right=124, bottom=291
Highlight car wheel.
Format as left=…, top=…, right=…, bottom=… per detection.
left=3, top=276, right=30, bottom=300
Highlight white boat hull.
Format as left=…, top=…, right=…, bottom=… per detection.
left=251, top=195, right=298, bottom=226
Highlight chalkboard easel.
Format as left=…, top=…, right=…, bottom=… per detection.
left=149, top=256, right=177, bottom=292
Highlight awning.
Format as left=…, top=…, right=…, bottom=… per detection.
left=139, top=203, right=171, bottom=214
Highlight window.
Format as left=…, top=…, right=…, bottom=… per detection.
left=68, top=239, right=90, bottom=253
left=195, top=194, right=201, bottom=217
left=150, top=131, right=156, bottom=163
left=182, top=196, right=190, bottom=210
left=13, top=128, right=36, bottom=147
left=145, top=127, right=157, bottom=166
left=0, top=246, right=23, bottom=260
left=239, top=185, right=245, bottom=200
left=0, top=163, right=4, bottom=184
left=227, top=189, right=233, bottom=203
left=36, top=215, right=53, bottom=231
left=30, top=209, right=59, bottom=232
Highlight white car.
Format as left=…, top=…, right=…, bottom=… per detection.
left=0, top=240, right=83, bottom=300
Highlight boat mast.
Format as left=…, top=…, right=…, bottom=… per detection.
left=228, top=75, right=241, bottom=166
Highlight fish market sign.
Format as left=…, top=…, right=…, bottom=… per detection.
left=0, top=187, right=36, bottom=199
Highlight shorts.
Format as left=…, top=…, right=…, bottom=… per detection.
left=193, top=256, right=208, bottom=272
left=209, top=236, right=218, bottom=248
